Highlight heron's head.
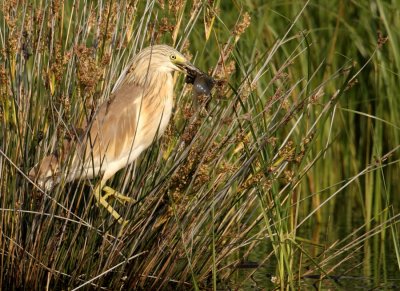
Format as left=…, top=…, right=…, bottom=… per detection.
left=133, top=45, right=201, bottom=76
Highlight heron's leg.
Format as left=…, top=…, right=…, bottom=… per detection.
left=93, top=181, right=127, bottom=224
left=102, top=186, right=135, bottom=204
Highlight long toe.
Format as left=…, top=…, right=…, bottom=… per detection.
left=93, top=185, right=128, bottom=222
left=102, top=186, right=135, bottom=205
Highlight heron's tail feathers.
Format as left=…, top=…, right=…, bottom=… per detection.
left=29, top=154, right=61, bottom=190
left=29, top=138, right=75, bottom=190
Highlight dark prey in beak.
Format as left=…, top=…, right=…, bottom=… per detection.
left=184, top=66, right=215, bottom=99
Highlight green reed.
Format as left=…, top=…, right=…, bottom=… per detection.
left=0, top=0, right=399, bottom=289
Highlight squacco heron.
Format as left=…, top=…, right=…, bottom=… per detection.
left=29, top=45, right=201, bottom=224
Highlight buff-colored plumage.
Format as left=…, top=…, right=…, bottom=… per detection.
left=29, top=45, right=200, bottom=224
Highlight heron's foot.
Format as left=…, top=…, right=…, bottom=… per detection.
left=102, top=186, right=135, bottom=205
left=93, top=185, right=131, bottom=225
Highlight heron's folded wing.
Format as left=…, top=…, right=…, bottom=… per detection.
left=79, top=82, right=145, bottom=171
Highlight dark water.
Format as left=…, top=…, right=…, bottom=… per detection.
left=234, top=216, right=400, bottom=290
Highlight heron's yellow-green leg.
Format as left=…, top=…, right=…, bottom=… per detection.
left=93, top=182, right=127, bottom=224
left=102, top=186, right=135, bottom=205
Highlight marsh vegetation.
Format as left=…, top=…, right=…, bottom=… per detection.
left=0, top=0, right=399, bottom=289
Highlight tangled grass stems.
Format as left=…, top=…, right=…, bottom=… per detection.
left=1, top=0, right=399, bottom=290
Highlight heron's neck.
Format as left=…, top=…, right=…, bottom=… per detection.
left=135, top=70, right=173, bottom=103
left=135, top=69, right=167, bottom=86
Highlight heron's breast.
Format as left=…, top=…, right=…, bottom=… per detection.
left=157, top=95, right=173, bottom=137
left=138, top=96, right=173, bottom=146
left=107, top=74, right=174, bottom=165
left=139, top=75, right=174, bottom=142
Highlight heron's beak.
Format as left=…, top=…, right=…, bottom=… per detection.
left=177, top=61, right=202, bottom=78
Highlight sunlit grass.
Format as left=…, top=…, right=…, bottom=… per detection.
left=0, top=0, right=399, bottom=289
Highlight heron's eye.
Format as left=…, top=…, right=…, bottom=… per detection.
left=170, top=55, right=177, bottom=60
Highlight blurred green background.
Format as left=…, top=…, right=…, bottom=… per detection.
left=0, top=0, right=399, bottom=289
